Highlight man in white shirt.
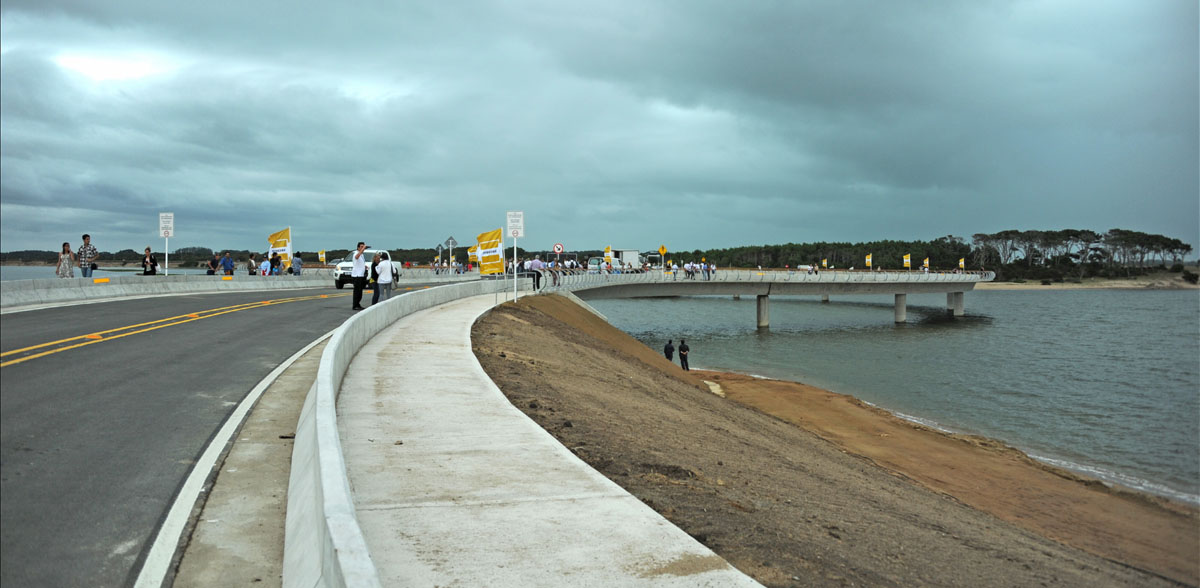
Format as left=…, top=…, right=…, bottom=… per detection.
left=529, top=255, right=545, bottom=290
left=351, top=242, right=368, bottom=310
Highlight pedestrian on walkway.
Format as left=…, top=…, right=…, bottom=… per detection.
left=142, top=247, right=158, bottom=275
left=57, top=242, right=76, bottom=278
left=529, top=255, right=545, bottom=290
left=374, top=252, right=395, bottom=302
left=663, top=340, right=675, bottom=362
left=220, top=252, right=235, bottom=275
left=291, top=253, right=303, bottom=276
left=78, top=234, right=98, bottom=278
left=259, top=255, right=271, bottom=276
left=206, top=252, right=220, bottom=275
left=351, top=242, right=368, bottom=310
left=678, top=339, right=690, bottom=371
left=247, top=253, right=257, bottom=275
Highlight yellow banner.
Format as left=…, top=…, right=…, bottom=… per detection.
left=268, top=227, right=292, bottom=266
left=903, top=253, right=911, bottom=268
left=468, top=245, right=478, bottom=262
left=822, top=258, right=827, bottom=268
left=604, top=245, right=612, bottom=264
left=959, top=258, right=965, bottom=269
left=319, top=250, right=326, bottom=263
left=477, top=228, right=504, bottom=275
left=865, top=253, right=872, bottom=268
left=923, top=257, right=929, bottom=268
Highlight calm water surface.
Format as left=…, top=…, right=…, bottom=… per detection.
left=589, top=289, right=1200, bottom=504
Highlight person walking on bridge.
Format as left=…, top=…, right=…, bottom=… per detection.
left=351, top=241, right=368, bottom=310
left=220, top=252, right=235, bottom=275
left=663, top=340, right=675, bottom=362
left=529, top=255, right=545, bottom=290
left=78, top=234, right=98, bottom=278
left=678, top=339, right=690, bottom=371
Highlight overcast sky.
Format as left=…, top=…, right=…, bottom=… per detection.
left=2, top=1, right=1196, bottom=255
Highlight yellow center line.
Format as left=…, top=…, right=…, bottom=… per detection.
left=1, top=293, right=348, bottom=368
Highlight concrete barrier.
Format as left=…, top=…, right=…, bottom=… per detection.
left=0, top=274, right=331, bottom=309
left=283, top=280, right=527, bottom=588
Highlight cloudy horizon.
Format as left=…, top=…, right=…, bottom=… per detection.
left=2, top=1, right=1196, bottom=255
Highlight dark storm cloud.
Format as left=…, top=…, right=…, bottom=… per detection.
left=1, top=0, right=1195, bottom=255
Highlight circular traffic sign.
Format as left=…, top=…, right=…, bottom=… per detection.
left=511, top=229, right=520, bottom=238
left=553, top=243, right=564, bottom=254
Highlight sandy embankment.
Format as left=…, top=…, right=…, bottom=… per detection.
left=472, top=294, right=1198, bottom=587
left=974, top=270, right=1198, bottom=290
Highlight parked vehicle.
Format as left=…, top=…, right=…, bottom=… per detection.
left=333, top=249, right=393, bottom=289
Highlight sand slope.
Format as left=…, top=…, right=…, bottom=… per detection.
left=471, top=294, right=1197, bottom=587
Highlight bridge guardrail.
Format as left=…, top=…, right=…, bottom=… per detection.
left=522, top=268, right=994, bottom=292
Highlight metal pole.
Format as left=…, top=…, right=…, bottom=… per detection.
left=165, top=237, right=169, bottom=276
left=513, top=237, right=519, bottom=302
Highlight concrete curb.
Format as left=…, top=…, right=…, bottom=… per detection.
left=283, top=281, right=524, bottom=588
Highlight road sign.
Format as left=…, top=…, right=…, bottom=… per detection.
left=436, top=244, right=443, bottom=252
left=658, top=245, right=667, bottom=255
left=506, top=211, right=525, bottom=238
left=553, top=243, right=564, bottom=254
left=445, top=236, right=458, bottom=248
left=159, top=212, right=174, bottom=238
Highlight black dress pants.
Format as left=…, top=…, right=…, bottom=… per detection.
left=352, top=276, right=366, bottom=308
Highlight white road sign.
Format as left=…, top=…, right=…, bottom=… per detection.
left=159, top=212, right=174, bottom=238
left=506, top=211, right=525, bottom=238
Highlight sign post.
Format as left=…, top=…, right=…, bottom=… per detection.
left=553, top=242, right=564, bottom=263
left=445, top=236, right=458, bottom=273
left=159, top=212, right=174, bottom=276
left=507, top=211, right=524, bottom=301
left=658, top=244, right=667, bottom=279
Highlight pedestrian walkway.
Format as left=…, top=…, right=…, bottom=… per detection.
left=337, top=294, right=760, bottom=586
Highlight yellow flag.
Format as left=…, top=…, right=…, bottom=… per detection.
left=959, top=258, right=965, bottom=269
left=468, top=245, right=478, bottom=262
left=604, top=245, right=612, bottom=264
left=822, top=258, right=827, bottom=268
left=923, top=257, right=929, bottom=268
left=865, top=253, right=872, bottom=268
left=318, top=250, right=326, bottom=263
left=267, top=227, right=292, bottom=266
left=903, top=253, right=911, bottom=268
left=477, top=228, right=504, bottom=275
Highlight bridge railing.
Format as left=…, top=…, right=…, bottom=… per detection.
left=525, top=268, right=994, bottom=291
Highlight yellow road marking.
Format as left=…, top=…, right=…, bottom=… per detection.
left=1, top=293, right=348, bottom=368
left=92, top=278, right=110, bottom=284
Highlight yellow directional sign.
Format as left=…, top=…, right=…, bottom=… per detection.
left=658, top=245, right=667, bottom=255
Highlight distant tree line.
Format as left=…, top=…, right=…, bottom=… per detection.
left=2, top=229, right=1194, bottom=283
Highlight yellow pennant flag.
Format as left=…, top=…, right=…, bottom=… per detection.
left=468, top=245, right=478, bottom=262
left=319, top=250, right=326, bottom=263
left=923, top=257, right=929, bottom=268
left=477, top=228, right=505, bottom=275
left=865, top=253, right=872, bottom=268
left=822, top=258, right=827, bottom=268
left=903, top=253, right=911, bottom=268
left=959, top=258, right=966, bottom=269
left=268, top=227, right=292, bottom=267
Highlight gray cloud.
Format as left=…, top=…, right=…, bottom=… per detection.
left=2, top=0, right=1196, bottom=256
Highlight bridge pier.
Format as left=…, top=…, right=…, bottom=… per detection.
left=757, top=294, right=769, bottom=329
left=947, top=291, right=965, bottom=317
left=894, top=293, right=907, bottom=323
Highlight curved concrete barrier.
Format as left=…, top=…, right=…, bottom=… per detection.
left=0, top=274, right=331, bottom=309
left=283, top=280, right=522, bottom=588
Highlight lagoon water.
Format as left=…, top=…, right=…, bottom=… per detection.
left=589, top=289, right=1200, bottom=504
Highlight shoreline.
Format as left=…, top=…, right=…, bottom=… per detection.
left=473, top=294, right=1199, bottom=586
left=705, top=366, right=1198, bottom=507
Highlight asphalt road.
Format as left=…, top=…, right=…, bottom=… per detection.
left=0, top=285, right=430, bottom=587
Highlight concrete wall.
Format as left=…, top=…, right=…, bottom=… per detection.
left=0, top=271, right=485, bottom=310
left=283, top=280, right=526, bottom=588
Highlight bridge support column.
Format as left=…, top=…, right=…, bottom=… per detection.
left=757, top=295, right=769, bottom=329
left=821, top=294, right=829, bottom=303
left=894, top=293, right=907, bottom=323
left=950, top=291, right=964, bottom=317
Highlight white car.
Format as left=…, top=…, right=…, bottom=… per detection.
left=333, top=249, right=393, bottom=289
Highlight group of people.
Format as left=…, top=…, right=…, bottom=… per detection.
left=56, top=234, right=100, bottom=278
left=349, top=242, right=398, bottom=310
left=663, top=339, right=691, bottom=370
left=243, top=252, right=301, bottom=276
left=675, top=261, right=716, bottom=280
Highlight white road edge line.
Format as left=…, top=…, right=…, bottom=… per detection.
left=134, top=329, right=336, bottom=588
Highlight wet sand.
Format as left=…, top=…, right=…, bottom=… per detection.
left=472, top=294, right=1198, bottom=587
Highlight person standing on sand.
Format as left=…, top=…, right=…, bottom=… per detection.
left=678, top=339, right=690, bottom=370
left=664, top=340, right=675, bottom=362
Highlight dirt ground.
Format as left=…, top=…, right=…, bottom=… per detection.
left=471, top=294, right=1198, bottom=588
